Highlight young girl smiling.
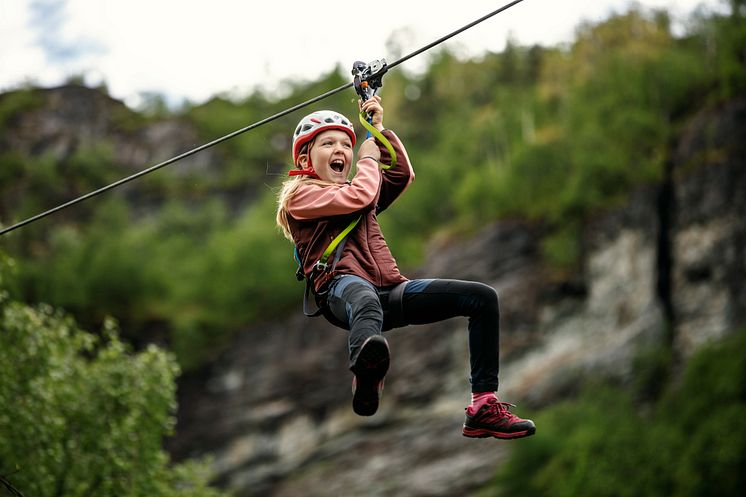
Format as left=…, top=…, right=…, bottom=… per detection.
left=276, top=96, right=535, bottom=439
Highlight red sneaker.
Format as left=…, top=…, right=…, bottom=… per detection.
left=350, top=335, right=390, bottom=416
left=462, top=397, right=536, bottom=439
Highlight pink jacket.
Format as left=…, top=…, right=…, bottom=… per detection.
left=287, top=129, right=414, bottom=292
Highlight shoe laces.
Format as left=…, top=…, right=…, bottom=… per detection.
left=480, top=397, right=521, bottom=422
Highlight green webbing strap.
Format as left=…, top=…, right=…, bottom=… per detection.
left=317, top=215, right=361, bottom=270
left=298, top=214, right=360, bottom=317
left=301, top=216, right=359, bottom=317
left=358, top=112, right=397, bottom=170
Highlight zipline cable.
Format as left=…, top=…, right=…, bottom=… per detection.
left=0, top=83, right=353, bottom=236
left=386, top=0, right=525, bottom=72
left=0, top=0, right=526, bottom=237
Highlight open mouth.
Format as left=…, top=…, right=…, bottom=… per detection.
left=330, top=160, right=345, bottom=173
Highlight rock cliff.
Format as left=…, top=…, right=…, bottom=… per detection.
left=167, top=100, right=746, bottom=496
left=3, top=85, right=743, bottom=496
left=0, top=84, right=219, bottom=221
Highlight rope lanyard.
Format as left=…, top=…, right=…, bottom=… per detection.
left=0, top=0, right=527, bottom=237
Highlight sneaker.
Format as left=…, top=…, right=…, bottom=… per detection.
left=350, top=335, right=390, bottom=416
left=462, top=397, right=536, bottom=439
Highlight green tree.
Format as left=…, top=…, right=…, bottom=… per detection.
left=0, top=268, right=227, bottom=497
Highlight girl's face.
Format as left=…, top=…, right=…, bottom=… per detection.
left=301, top=129, right=354, bottom=184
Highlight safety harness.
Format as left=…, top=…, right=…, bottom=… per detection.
left=294, top=59, right=397, bottom=318
left=294, top=214, right=360, bottom=317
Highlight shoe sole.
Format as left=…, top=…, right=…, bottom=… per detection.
left=462, top=425, right=536, bottom=439
left=351, top=336, right=390, bottom=416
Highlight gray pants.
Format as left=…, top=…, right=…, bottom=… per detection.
left=325, top=275, right=501, bottom=393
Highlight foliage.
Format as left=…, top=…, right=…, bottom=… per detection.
left=184, top=68, right=355, bottom=191
left=690, top=0, right=746, bottom=100
left=0, top=88, right=43, bottom=130
left=484, top=327, right=746, bottom=497
left=159, top=193, right=299, bottom=368
left=0, top=282, right=227, bottom=497
left=8, top=191, right=297, bottom=369
left=0, top=141, right=121, bottom=230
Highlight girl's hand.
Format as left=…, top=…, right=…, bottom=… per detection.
left=358, top=137, right=381, bottom=162
left=359, top=96, right=384, bottom=131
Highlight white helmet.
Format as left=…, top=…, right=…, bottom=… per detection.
left=292, top=110, right=356, bottom=164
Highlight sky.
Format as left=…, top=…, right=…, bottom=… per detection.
left=0, top=0, right=720, bottom=108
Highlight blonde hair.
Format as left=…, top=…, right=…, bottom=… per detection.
left=276, top=141, right=335, bottom=240
left=276, top=177, right=336, bottom=240
left=276, top=177, right=301, bottom=240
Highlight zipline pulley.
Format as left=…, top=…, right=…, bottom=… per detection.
left=351, top=59, right=388, bottom=102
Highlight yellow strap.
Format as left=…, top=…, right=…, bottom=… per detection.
left=319, top=215, right=361, bottom=266
left=358, top=112, right=397, bottom=170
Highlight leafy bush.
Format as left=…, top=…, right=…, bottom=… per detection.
left=0, top=272, right=227, bottom=497
left=0, top=88, right=43, bottom=130
left=485, top=328, right=746, bottom=497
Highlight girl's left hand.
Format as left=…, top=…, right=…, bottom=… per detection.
left=359, top=96, right=384, bottom=131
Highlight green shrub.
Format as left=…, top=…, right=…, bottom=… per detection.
left=0, top=88, right=43, bottom=130
left=485, top=328, right=746, bottom=497
left=0, top=284, right=227, bottom=497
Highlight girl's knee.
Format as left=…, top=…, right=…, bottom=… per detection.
left=345, top=284, right=383, bottom=321
left=467, top=281, right=499, bottom=316
left=472, top=281, right=498, bottom=304
left=358, top=293, right=383, bottom=312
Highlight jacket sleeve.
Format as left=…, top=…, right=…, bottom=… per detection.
left=375, top=129, right=414, bottom=214
left=287, top=157, right=381, bottom=220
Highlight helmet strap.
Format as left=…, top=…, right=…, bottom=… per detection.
left=288, top=151, right=320, bottom=179
left=288, top=168, right=320, bottom=179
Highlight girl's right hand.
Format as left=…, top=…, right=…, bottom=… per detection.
left=358, top=137, right=381, bottom=163
left=360, top=96, right=384, bottom=131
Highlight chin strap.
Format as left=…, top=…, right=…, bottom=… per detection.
left=288, top=168, right=320, bottom=179
left=288, top=154, right=321, bottom=179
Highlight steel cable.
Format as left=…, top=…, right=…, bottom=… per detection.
left=0, top=0, right=526, bottom=236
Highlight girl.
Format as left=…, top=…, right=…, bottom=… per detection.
left=276, top=96, right=535, bottom=439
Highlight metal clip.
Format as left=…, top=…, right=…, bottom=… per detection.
left=351, top=59, right=388, bottom=102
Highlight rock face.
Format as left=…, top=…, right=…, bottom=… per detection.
left=0, top=84, right=214, bottom=175
left=168, top=99, right=746, bottom=496
left=0, top=85, right=218, bottom=221
left=670, top=99, right=746, bottom=355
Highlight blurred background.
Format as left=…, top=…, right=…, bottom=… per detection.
left=1, top=0, right=745, bottom=496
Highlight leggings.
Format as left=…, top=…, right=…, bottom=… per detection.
left=325, top=275, right=500, bottom=393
